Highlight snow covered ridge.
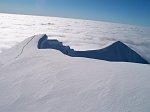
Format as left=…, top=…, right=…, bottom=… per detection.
left=38, top=34, right=149, bottom=64
left=0, top=34, right=150, bottom=112
left=0, top=13, right=150, bottom=62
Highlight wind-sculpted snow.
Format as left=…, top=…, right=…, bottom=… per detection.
left=38, top=34, right=149, bottom=64
left=0, top=34, right=150, bottom=112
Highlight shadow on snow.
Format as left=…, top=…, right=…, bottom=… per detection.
left=38, top=34, right=149, bottom=64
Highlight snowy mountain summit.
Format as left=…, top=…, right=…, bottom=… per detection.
left=0, top=34, right=150, bottom=112
left=38, top=34, right=148, bottom=64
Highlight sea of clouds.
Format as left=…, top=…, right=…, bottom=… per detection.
left=0, top=13, right=150, bottom=62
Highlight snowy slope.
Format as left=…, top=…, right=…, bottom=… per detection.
left=0, top=34, right=150, bottom=112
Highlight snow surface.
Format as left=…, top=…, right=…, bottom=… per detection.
left=0, top=13, right=150, bottom=63
left=0, top=34, right=150, bottom=112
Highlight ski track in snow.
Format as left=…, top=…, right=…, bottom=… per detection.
left=15, top=35, right=35, bottom=58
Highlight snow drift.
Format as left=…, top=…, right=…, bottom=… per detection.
left=0, top=34, right=150, bottom=112
left=38, top=34, right=149, bottom=64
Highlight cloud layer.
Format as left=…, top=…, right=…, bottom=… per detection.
left=0, top=13, right=150, bottom=62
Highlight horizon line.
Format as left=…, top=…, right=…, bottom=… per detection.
left=0, top=11, right=149, bottom=28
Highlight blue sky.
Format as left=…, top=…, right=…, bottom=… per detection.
left=0, top=0, right=150, bottom=26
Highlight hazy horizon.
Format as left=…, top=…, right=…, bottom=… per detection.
left=0, top=0, right=150, bottom=27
